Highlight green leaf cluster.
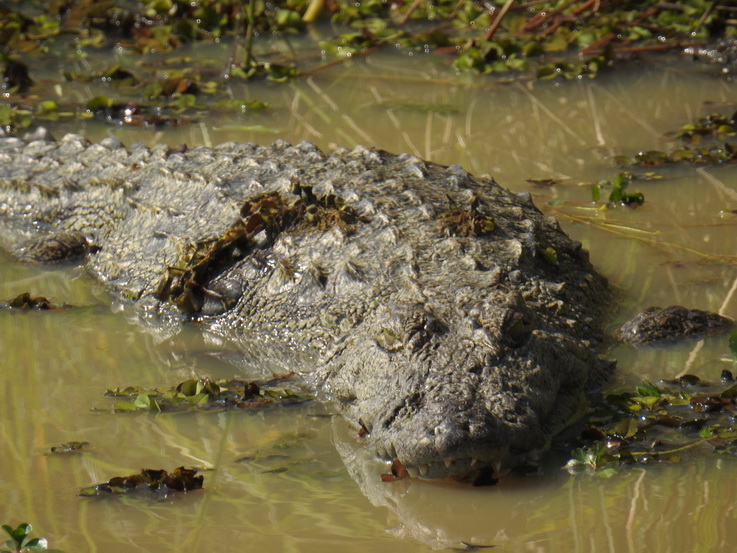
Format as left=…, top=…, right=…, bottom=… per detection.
left=588, top=173, right=645, bottom=208
left=2, top=0, right=733, bottom=87
left=1, top=523, right=47, bottom=553
left=567, top=373, right=737, bottom=476
left=614, top=110, right=737, bottom=167
left=677, top=111, right=737, bottom=143
left=0, top=58, right=270, bottom=133
left=101, top=375, right=311, bottom=413
left=1, top=1, right=735, bottom=134
left=327, top=0, right=726, bottom=79
left=616, top=143, right=737, bottom=167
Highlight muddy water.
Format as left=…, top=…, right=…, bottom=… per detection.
left=1, top=47, right=736, bottom=552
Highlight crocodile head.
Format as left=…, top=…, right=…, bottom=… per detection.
left=321, top=289, right=609, bottom=481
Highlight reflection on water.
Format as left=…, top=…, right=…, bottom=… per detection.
left=1, top=48, right=736, bottom=552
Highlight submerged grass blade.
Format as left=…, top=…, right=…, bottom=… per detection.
left=553, top=209, right=737, bottom=265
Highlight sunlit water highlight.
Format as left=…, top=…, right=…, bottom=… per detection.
left=1, top=45, right=736, bottom=552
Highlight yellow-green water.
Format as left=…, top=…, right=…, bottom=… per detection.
left=1, top=47, right=737, bottom=552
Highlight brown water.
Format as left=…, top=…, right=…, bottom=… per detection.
left=1, top=45, right=737, bottom=552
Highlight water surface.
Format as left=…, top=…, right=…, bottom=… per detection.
left=1, top=46, right=736, bottom=552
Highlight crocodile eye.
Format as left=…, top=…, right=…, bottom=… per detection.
left=407, top=315, right=447, bottom=352
left=374, top=310, right=447, bottom=353
left=376, top=327, right=404, bottom=352
left=406, top=328, right=430, bottom=352
left=423, top=316, right=447, bottom=335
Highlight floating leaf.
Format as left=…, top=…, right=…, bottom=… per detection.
left=113, top=400, right=137, bottom=412
left=80, top=467, right=203, bottom=498
left=2, top=523, right=48, bottom=553
left=134, top=393, right=151, bottom=409
left=611, top=418, right=639, bottom=439
left=49, top=441, right=90, bottom=455
left=635, top=381, right=661, bottom=397
left=98, top=375, right=310, bottom=413
left=569, top=375, right=737, bottom=475
left=591, top=184, right=601, bottom=202
left=86, top=96, right=114, bottom=111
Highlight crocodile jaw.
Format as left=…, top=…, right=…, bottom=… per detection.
left=321, top=302, right=604, bottom=481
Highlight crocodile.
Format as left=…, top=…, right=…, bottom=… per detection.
left=0, top=129, right=614, bottom=480
left=617, top=305, right=735, bottom=347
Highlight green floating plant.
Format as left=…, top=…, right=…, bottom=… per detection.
left=588, top=173, right=645, bottom=208
left=615, top=144, right=737, bottom=167
left=675, top=111, right=737, bottom=144
left=98, top=374, right=311, bottom=414
left=1, top=523, right=47, bottom=553
left=80, top=467, right=203, bottom=499
left=567, top=372, right=737, bottom=476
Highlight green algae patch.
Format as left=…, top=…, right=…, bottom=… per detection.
left=1, top=522, right=49, bottom=553
left=567, top=373, right=737, bottom=476
left=79, top=467, right=203, bottom=498
left=98, top=374, right=311, bottom=414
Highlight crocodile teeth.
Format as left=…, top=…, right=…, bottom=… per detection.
left=444, top=458, right=454, bottom=469
left=469, top=458, right=478, bottom=468
left=493, top=460, right=502, bottom=475
left=419, top=464, right=429, bottom=476
left=406, top=465, right=419, bottom=478
left=386, top=444, right=397, bottom=459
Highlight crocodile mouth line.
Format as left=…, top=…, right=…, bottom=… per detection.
left=373, top=440, right=506, bottom=483
left=380, top=456, right=504, bottom=486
